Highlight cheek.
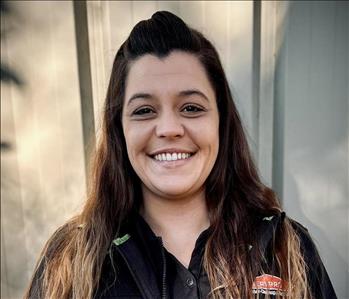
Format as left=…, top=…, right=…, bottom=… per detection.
left=200, top=118, right=219, bottom=146
left=204, top=118, right=219, bottom=161
left=123, top=122, right=152, bottom=157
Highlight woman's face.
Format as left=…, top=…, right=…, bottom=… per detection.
left=122, top=51, right=219, bottom=200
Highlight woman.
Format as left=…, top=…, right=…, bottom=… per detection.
left=25, top=11, right=336, bottom=299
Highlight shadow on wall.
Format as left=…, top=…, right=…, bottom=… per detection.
left=0, top=2, right=24, bottom=86
left=1, top=1, right=24, bottom=150
left=1, top=2, right=28, bottom=298
left=1, top=1, right=86, bottom=298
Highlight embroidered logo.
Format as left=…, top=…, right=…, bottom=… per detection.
left=262, top=215, right=274, bottom=221
left=113, top=234, right=131, bottom=246
left=252, top=274, right=287, bottom=296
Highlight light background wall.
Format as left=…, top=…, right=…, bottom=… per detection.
left=1, top=1, right=348, bottom=298
left=273, top=2, right=348, bottom=297
left=1, top=1, right=86, bottom=298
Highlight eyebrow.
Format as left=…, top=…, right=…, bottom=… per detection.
left=178, top=89, right=209, bottom=102
left=127, top=93, right=153, bottom=105
left=126, top=89, right=209, bottom=106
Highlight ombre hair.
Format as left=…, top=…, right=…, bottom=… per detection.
left=25, top=11, right=310, bottom=299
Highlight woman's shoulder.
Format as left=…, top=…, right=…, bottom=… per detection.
left=25, top=219, right=80, bottom=298
left=286, top=217, right=325, bottom=267
left=287, top=219, right=316, bottom=253
left=282, top=217, right=324, bottom=271
left=285, top=217, right=337, bottom=299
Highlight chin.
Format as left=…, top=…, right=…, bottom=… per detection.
left=152, top=184, right=198, bottom=199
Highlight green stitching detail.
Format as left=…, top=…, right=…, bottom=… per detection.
left=262, top=216, right=274, bottom=221
left=113, top=234, right=131, bottom=246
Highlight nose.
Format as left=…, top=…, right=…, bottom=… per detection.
left=155, top=112, right=184, bottom=138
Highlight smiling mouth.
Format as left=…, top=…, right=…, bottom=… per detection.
left=151, top=152, right=195, bottom=162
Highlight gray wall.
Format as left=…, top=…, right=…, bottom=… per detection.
left=273, top=2, right=348, bottom=298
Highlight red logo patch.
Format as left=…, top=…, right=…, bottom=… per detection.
left=252, top=274, right=288, bottom=296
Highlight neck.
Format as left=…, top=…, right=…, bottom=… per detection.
left=140, top=188, right=210, bottom=239
left=140, top=188, right=210, bottom=267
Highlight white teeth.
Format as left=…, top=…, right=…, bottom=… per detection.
left=153, top=152, right=192, bottom=162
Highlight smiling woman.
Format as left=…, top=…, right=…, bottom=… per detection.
left=24, top=11, right=336, bottom=299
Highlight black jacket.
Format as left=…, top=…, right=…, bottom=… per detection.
left=94, top=213, right=337, bottom=299
left=28, top=213, right=337, bottom=299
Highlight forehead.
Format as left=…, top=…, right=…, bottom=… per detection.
left=125, top=51, right=215, bottom=101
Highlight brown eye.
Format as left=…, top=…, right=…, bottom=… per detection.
left=182, top=105, right=205, bottom=113
left=133, top=107, right=155, bottom=116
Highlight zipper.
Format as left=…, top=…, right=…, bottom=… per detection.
left=159, top=237, right=167, bottom=299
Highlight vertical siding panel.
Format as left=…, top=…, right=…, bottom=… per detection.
left=202, top=1, right=229, bottom=66
left=42, top=1, right=68, bottom=220
left=272, top=1, right=289, bottom=198
left=54, top=1, right=85, bottom=221
left=226, top=2, right=254, bottom=143
left=258, top=1, right=277, bottom=184
left=86, top=1, right=109, bottom=132
left=107, top=1, right=133, bottom=61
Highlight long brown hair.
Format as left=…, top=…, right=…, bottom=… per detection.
left=25, top=11, right=309, bottom=299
